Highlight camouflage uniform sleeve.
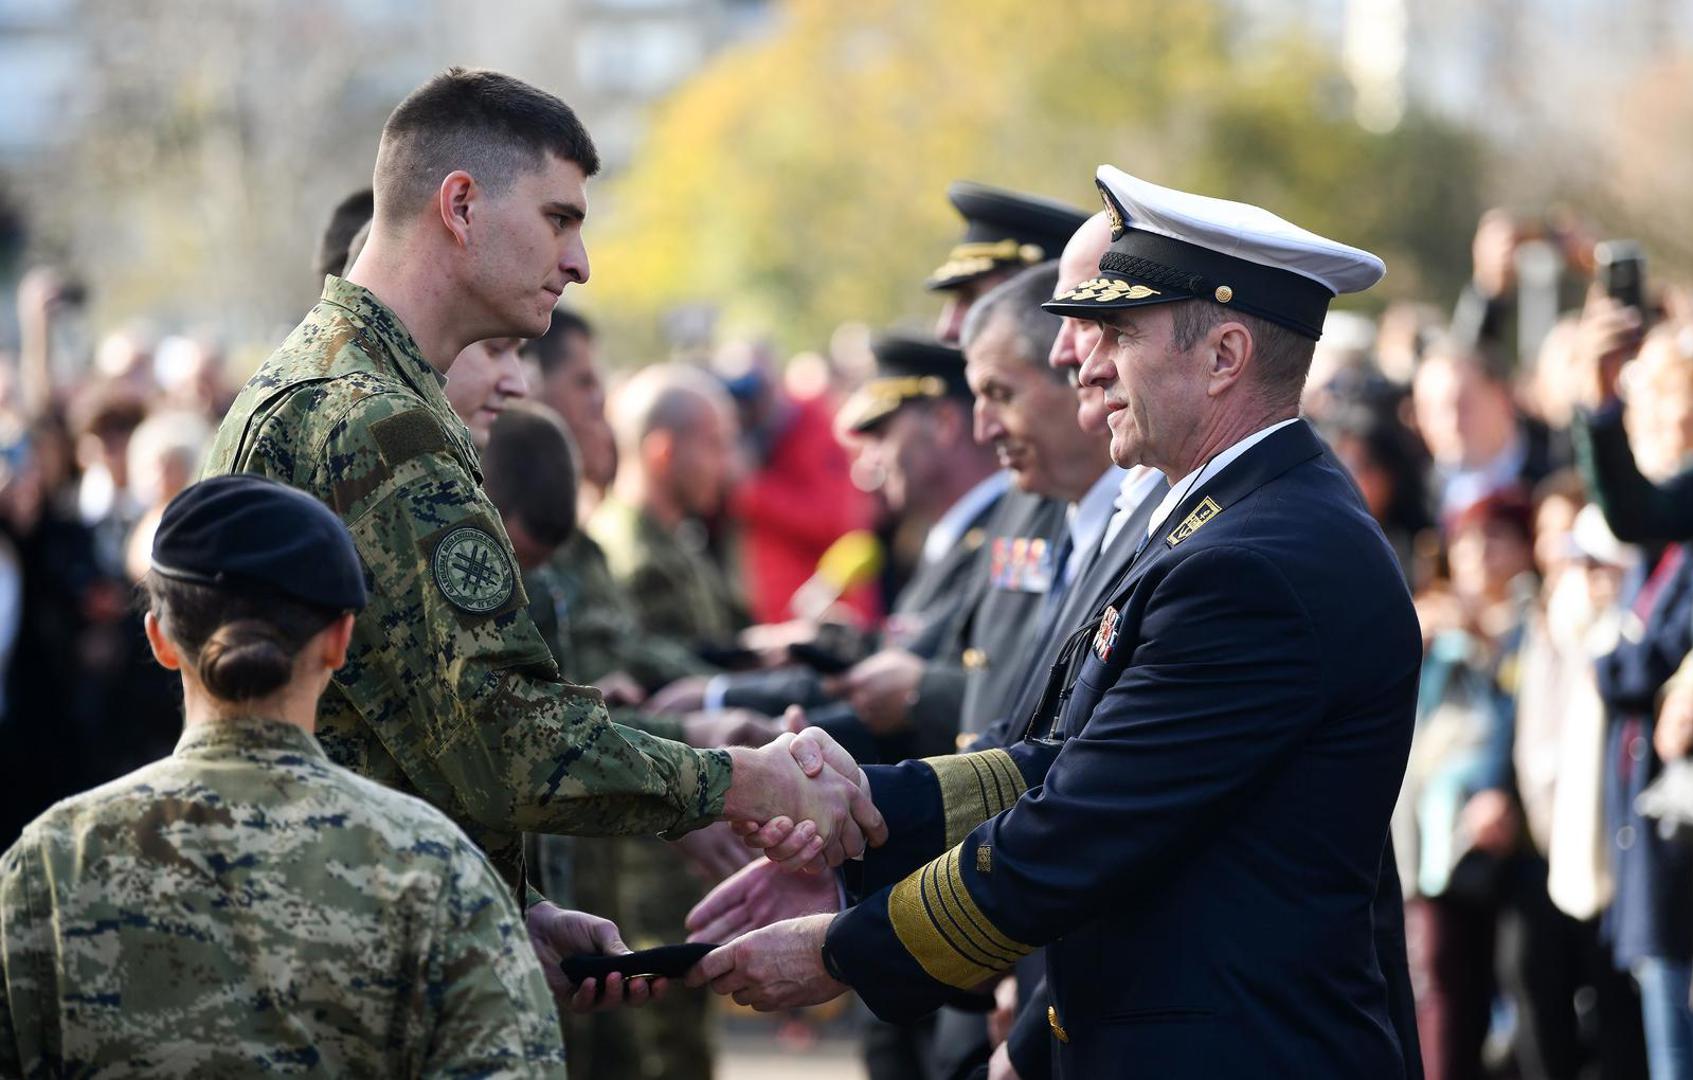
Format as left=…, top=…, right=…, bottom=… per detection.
left=0, top=841, right=45, bottom=1077
left=610, top=706, right=687, bottom=744
left=424, top=839, right=566, bottom=1077
left=315, top=393, right=730, bottom=838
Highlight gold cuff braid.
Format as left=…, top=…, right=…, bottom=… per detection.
left=888, top=845, right=1032, bottom=989
left=921, top=748, right=1027, bottom=849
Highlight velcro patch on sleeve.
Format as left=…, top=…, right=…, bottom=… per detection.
left=371, top=408, right=452, bottom=470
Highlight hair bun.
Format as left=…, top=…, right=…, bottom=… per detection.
left=197, top=619, right=294, bottom=701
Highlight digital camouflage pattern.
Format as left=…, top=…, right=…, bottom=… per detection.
left=201, top=278, right=731, bottom=895
left=0, top=718, right=563, bottom=1078
left=583, top=498, right=754, bottom=1080
left=586, top=498, right=744, bottom=648
left=547, top=530, right=712, bottom=694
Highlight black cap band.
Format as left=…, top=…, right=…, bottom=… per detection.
left=1044, top=228, right=1337, bottom=340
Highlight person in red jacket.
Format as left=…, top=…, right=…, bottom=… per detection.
left=715, top=341, right=880, bottom=626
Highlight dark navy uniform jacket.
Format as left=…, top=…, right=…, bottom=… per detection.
left=825, top=421, right=1421, bottom=1079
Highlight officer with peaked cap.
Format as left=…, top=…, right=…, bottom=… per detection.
left=692, top=167, right=1423, bottom=1080
left=930, top=182, right=1089, bottom=345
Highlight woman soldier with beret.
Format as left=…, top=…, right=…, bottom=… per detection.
left=0, top=475, right=644, bottom=1076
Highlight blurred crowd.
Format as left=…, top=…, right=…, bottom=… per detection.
left=4, top=188, right=1693, bottom=1080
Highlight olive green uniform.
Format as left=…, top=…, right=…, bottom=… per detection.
left=201, top=278, right=731, bottom=898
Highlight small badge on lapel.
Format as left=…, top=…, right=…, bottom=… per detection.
left=1093, top=604, right=1121, bottom=662
left=1165, top=497, right=1221, bottom=548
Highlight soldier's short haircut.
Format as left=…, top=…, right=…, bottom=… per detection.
left=373, top=67, right=600, bottom=220
left=960, top=261, right=1064, bottom=382
left=608, top=362, right=733, bottom=455
left=1170, top=299, right=1316, bottom=409
left=316, top=187, right=374, bottom=279
left=483, top=402, right=579, bottom=550
left=522, top=307, right=595, bottom=377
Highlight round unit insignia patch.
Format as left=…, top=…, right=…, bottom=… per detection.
left=432, top=527, right=514, bottom=613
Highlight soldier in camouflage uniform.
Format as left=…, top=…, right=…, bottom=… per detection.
left=202, top=68, right=881, bottom=1007
left=568, top=362, right=751, bottom=1080
left=0, top=475, right=571, bottom=1077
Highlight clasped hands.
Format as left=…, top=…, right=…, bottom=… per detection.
left=679, top=721, right=882, bottom=1010
left=722, top=721, right=886, bottom=873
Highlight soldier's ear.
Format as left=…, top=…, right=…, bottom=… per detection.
left=439, top=170, right=478, bottom=248
left=642, top=428, right=675, bottom=473
left=320, top=613, right=357, bottom=672
left=143, top=612, right=182, bottom=671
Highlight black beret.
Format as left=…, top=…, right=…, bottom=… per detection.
left=152, top=475, right=368, bottom=611
left=837, top=334, right=969, bottom=435
left=926, top=181, right=1090, bottom=292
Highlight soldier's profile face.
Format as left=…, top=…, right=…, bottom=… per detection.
left=669, top=401, right=740, bottom=518
left=467, top=155, right=590, bottom=340
left=446, top=336, right=529, bottom=445
left=539, top=338, right=616, bottom=489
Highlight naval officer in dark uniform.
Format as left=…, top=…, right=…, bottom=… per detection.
left=930, top=181, right=1090, bottom=345
left=691, top=166, right=1420, bottom=1080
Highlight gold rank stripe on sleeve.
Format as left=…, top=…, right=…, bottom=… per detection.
left=889, top=845, right=1033, bottom=990
left=922, top=748, right=1028, bottom=849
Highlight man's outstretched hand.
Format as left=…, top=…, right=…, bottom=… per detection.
left=526, top=901, right=668, bottom=1014
left=686, top=855, right=842, bottom=944
left=686, top=913, right=847, bottom=1011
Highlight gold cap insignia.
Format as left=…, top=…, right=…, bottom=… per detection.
left=930, top=238, right=1046, bottom=285
left=1214, top=284, right=1233, bottom=303
left=1100, top=187, right=1126, bottom=241
left=1166, top=496, right=1222, bottom=548
left=1055, top=277, right=1162, bottom=304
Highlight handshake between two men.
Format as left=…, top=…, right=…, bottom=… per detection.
left=540, top=723, right=880, bottom=1009
left=684, top=724, right=878, bottom=1011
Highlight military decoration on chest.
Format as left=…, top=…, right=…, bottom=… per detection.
left=433, top=526, right=516, bottom=613
left=1093, top=604, right=1122, bottom=662
left=989, top=534, right=1054, bottom=593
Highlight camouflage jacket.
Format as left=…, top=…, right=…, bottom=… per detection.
left=547, top=530, right=711, bottom=692
left=0, top=718, right=564, bottom=1078
left=201, top=278, right=730, bottom=894
left=586, top=498, right=744, bottom=648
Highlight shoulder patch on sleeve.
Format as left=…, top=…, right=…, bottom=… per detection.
left=370, top=408, right=451, bottom=469
left=432, top=526, right=516, bottom=614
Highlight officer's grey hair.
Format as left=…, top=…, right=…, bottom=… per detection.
left=608, top=362, right=735, bottom=455
left=960, top=261, right=1065, bottom=382
left=1170, top=300, right=1316, bottom=409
